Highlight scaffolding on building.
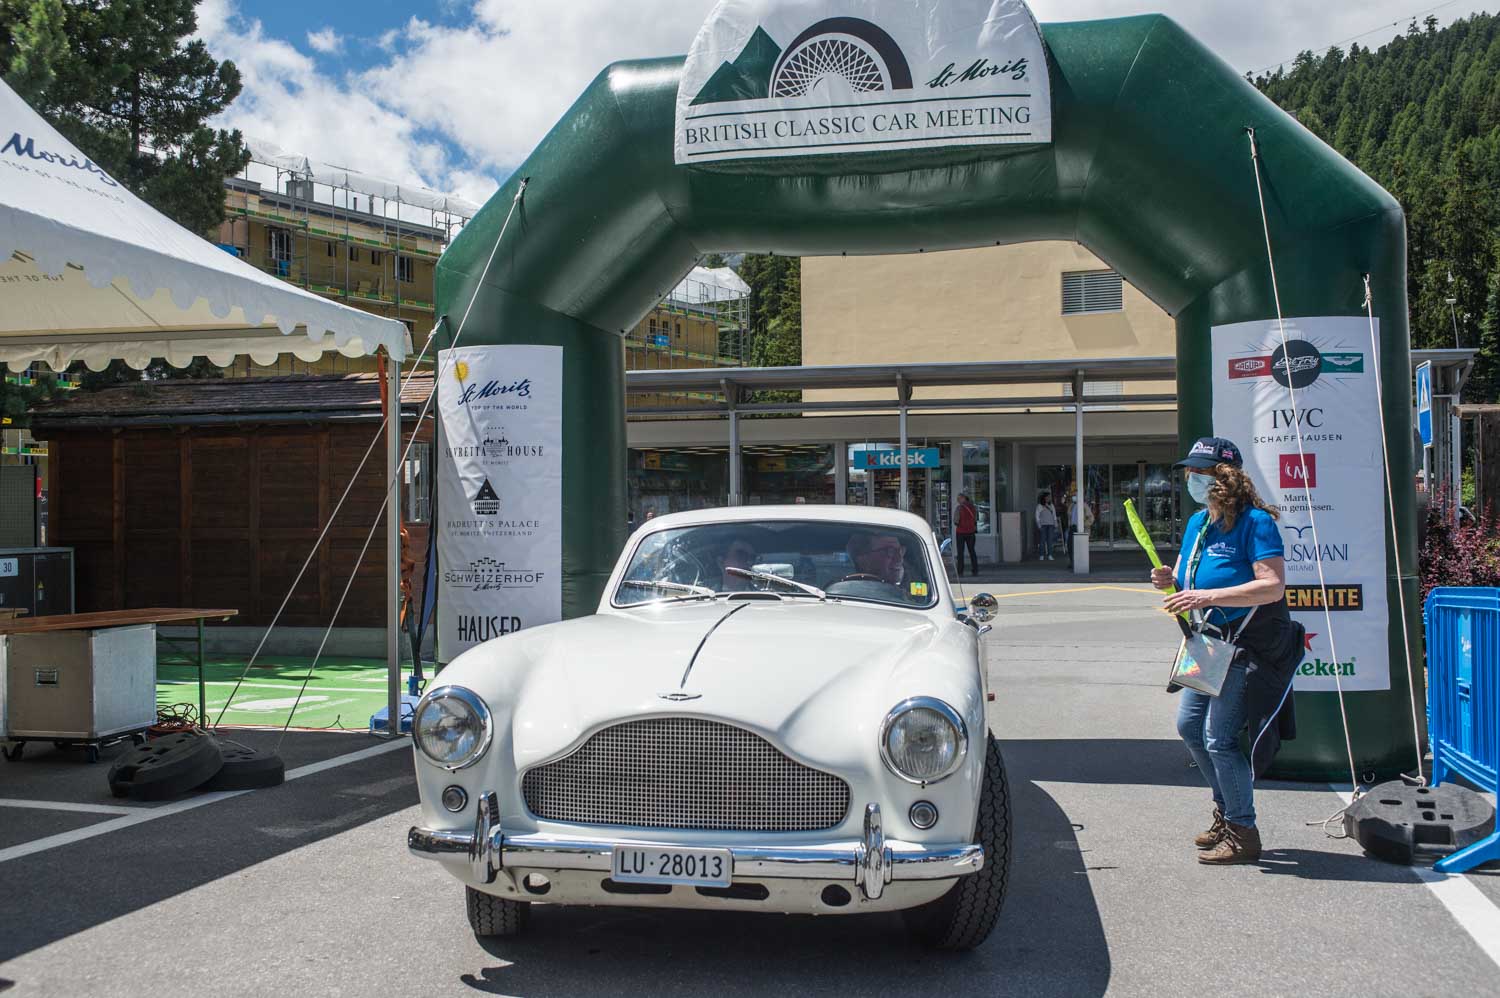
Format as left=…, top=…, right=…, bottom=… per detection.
left=625, top=265, right=752, bottom=408
left=220, top=138, right=481, bottom=371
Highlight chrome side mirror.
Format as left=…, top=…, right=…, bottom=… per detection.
left=969, top=593, right=998, bottom=624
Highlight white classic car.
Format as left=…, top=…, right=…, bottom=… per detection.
left=407, top=506, right=1010, bottom=950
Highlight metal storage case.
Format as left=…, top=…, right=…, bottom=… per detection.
left=0, top=624, right=155, bottom=749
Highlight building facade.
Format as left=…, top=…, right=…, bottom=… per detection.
left=625, top=242, right=1183, bottom=561
left=215, top=171, right=451, bottom=376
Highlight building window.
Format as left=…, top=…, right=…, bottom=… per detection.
left=325, top=241, right=335, bottom=258
left=1060, top=380, right=1126, bottom=399
left=1061, top=270, right=1124, bottom=315
left=267, top=227, right=292, bottom=263
left=404, top=441, right=431, bottom=523
left=371, top=250, right=383, bottom=267
left=348, top=245, right=360, bottom=263
left=396, top=255, right=414, bottom=283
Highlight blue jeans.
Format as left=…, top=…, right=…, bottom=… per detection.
left=1176, top=662, right=1256, bottom=828
left=1038, top=525, right=1057, bottom=557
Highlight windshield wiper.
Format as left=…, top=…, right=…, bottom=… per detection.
left=621, top=578, right=718, bottom=601
left=724, top=566, right=827, bottom=600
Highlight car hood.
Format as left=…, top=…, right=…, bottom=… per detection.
left=500, top=598, right=951, bottom=770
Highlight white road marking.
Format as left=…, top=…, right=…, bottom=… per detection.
left=0, top=799, right=138, bottom=815
left=1332, top=787, right=1500, bottom=970
left=0, top=738, right=411, bottom=865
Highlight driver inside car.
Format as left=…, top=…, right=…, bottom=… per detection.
left=847, top=531, right=906, bottom=586
left=718, top=538, right=759, bottom=591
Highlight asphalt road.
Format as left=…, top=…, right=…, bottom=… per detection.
left=1, top=584, right=1496, bottom=997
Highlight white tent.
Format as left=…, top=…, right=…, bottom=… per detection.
left=0, top=78, right=411, bottom=733
left=0, top=78, right=409, bottom=371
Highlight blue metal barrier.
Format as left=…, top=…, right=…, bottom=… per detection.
left=1426, top=587, right=1499, bottom=873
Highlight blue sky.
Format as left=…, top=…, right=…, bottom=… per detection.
left=197, top=0, right=1481, bottom=214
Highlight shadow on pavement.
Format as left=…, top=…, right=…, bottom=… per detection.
left=1002, top=738, right=1334, bottom=794
left=1255, top=849, right=1474, bottom=883
left=462, top=774, right=1111, bottom=997
left=0, top=732, right=415, bottom=964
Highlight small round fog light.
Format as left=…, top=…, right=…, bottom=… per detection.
left=441, top=785, right=468, bottom=812
left=909, top=800, right=939, bottom=830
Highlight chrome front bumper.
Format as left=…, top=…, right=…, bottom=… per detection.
left=408, top=793, right=983, bottom=902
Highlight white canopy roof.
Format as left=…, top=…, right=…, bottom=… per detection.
left=0, top=79, right=410, bottom=371
left=668, top=266, right=750, bottom=305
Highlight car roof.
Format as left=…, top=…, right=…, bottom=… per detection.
left=635, top=505, right=934, bottom=534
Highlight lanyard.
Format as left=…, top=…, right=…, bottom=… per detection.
left=1185, top=519, right=1211, bottom=590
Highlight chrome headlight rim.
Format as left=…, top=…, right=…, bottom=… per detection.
left=879, top=696, right=968, bottom=785
left=413, top=685, right=493, bottom=772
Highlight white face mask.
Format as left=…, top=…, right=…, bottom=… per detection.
left=1186, top=473, right=1213, bottom=504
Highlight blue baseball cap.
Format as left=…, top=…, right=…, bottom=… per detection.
left=1175, top=436, right=1243, bottom=470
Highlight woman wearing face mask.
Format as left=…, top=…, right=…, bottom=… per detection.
left=1150, top=437, right=1302, bottom=865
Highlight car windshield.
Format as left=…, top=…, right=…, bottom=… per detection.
left=614, top=520, right=939, bottom=609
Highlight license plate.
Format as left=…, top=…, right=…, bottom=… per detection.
left=611, top=845, right=733, bottom=887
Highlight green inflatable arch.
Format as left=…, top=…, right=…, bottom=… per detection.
left=436, top=13, right=1419, bottom=781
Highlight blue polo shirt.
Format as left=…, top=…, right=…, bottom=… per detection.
left=1175, top=507, right=1284, bottom=624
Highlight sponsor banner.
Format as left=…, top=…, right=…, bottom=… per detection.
left=436, top=346, right=562, bottom=663
left=673, top=0, right=1051, bottom=165
left=1212, top=317, right=1390, bottom=692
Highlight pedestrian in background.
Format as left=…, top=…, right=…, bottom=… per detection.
left=954, top=492, right=979, bottom=577
left=1035, top=492, right=1058, bottom=560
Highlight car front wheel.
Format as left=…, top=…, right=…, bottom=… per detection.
left=902, top=734, right=1011, bottom=950
left=466, top=886, right=531, bottom=938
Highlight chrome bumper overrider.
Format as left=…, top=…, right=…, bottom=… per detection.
left=408, top=793, right=984, bottom=901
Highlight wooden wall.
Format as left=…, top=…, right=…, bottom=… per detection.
left=49, top=420, right=431, bottom=627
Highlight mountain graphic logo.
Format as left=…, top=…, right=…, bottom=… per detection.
left=691, top=17, right=913, bottom=106
left=472, top=478, right=500, bottom=515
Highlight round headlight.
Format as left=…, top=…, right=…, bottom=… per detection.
left=880, top=698, right=967, bottom=784
left=413, top=686, right=492, bottom=771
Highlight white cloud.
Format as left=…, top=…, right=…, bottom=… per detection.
left=197, top=0, right=491, bottom=207
left=197, top=0, right=1485, bottom=217
left=306, top=26, right=343, bottom=55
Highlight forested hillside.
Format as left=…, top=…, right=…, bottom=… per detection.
left=1255, top=13, right=1500, bottom=401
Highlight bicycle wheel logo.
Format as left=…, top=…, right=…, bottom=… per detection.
left=768, top=18, right=913, bottom=99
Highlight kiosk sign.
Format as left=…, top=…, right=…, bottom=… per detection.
left=674, top=0, right=1052, bottom=164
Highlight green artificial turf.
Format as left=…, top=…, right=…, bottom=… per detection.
left=155, top=651, right=420, bottom=730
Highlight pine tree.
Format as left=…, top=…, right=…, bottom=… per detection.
left=1255, top=12, right=1500, bottom=401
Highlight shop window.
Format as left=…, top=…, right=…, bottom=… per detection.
left=1061, top=270, right=1123, bottom=314
left=404, top=441, right=431, bottom=523
left=396, top=255, right=414, bottom=283
left=742, top=444, right=835, bottom=507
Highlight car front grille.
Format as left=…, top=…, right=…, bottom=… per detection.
left=521, top=717, right=851, bottom=832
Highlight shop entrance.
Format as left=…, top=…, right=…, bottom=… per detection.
left=1037, top=460, right=1181, bottom=552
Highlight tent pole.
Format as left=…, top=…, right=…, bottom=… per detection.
left=387, top=350, right=403, bottom=734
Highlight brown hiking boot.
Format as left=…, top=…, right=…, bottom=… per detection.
left=1197, top=821, right=1262, bottom=864
left=1194, top=809, right=1227, bottom=849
